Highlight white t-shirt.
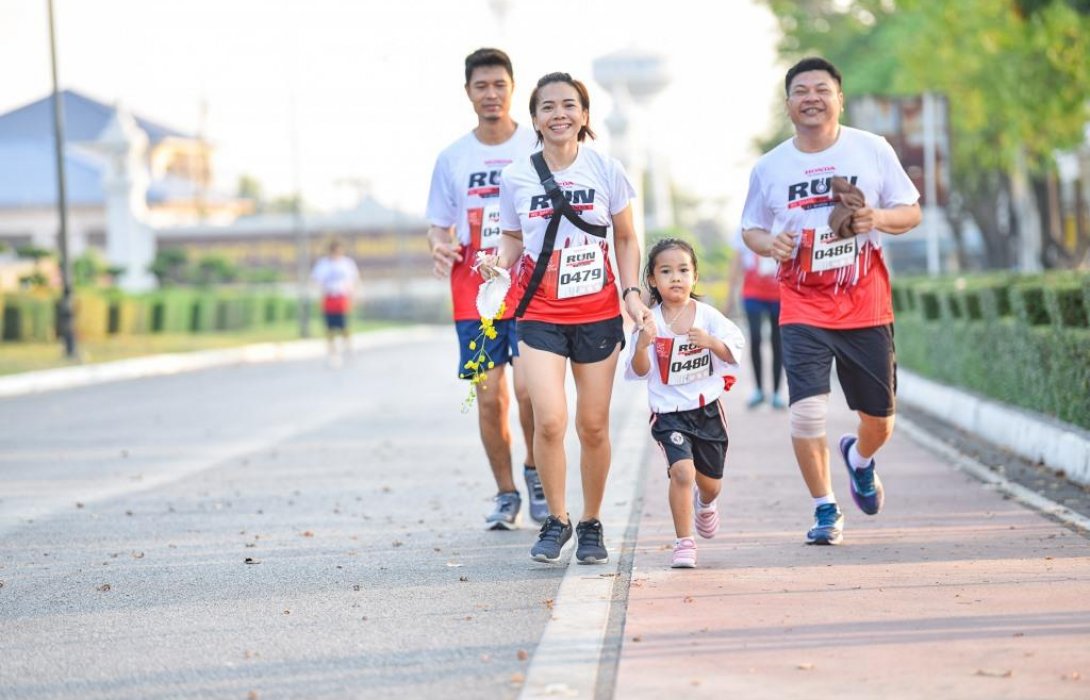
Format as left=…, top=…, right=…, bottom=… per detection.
left=310, top=255, right=359, bottom=296
left=425, top=124, right=538, bottom=321
left=499, top=144, right=635, bottom=261
left=624, top=300, right=746, bottom=414
left=738, top=125, right=919, bottom=328
left=498, top=145, right=636, bottom=323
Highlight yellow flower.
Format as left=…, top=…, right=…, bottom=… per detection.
left=468, top=340, right=477, bottom=350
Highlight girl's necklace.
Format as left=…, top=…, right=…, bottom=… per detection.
left=662, top=299, right=690, bottom=330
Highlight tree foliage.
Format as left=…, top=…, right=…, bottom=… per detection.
left=762, top=0, right=1090, bottom=268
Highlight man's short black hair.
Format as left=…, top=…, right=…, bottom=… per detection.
left=785, top=56, right=843, bottom=96
left=464, top=47, right=514, bottom=85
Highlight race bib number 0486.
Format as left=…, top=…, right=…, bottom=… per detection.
left=807, top=226, right=857, bottom=273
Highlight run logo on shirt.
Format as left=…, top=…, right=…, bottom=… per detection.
left=787, top=175, right=858, bottom=211
left=528, top=187, right=595, bottom=219
left=467, top=170, right=502, bottom=198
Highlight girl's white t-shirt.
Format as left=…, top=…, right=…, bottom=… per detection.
left=624, top=300, right=746, bottom=414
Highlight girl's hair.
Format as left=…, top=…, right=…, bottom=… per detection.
left=528, top=72, right=597, bottom=145
left=644, top=237, right=701, bottom=304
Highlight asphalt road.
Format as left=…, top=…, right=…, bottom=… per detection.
left=0, top=327, right=647, bottom=700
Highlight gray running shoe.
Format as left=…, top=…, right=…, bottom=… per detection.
left=531, top=515, right=573, bottom=562
left=485, top=491, right=521, bottom=531
left=524, top=467, right=548, bottom=523
left=575, top=518, right=608, bottom=564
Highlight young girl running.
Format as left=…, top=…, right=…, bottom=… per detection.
left=625, top=239, right=746, bottom=568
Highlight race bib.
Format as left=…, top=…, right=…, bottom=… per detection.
left=553, top=244, right=605, bottom=299
left=467, top=205, right=502, bottom=251
left=480, top=204, right=501, bottom=250
left=802, top=225, right=857, bottom=273
left=655, top=337, right=713, bottom=386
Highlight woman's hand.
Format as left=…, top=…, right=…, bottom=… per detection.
left=474, top=251, right=506, bottom=281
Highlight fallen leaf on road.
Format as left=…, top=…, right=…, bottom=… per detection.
left=301, top=531, right=314, bottom=538
left=1061, top=671, right=1081, bottom=681
left=96, top=584, right=111, bottom=592
left=392, top=540, right=403, bottom=547
left=632, top=635, right=642, bottom=642
left=131, top=552, right=144, bottom=559
left=544, top=598, right=555, bottom=610
left=975, top=669, right=1013, bottom=678
left=244, top=558, right=260, bottom=565
left=517, top=649, right=529, bottom=661
left=797, top=663, right=814, bottom=671
left=352, top=585, right=361, bottom=591
left=247, top=692, right=259, bottom=700
left=509, top=672, right=525, bottom=686
left=683, top=596, right=694, bottom=603
left=282, top=610, right=290, bottom=615
left=75, top=502, right=84, bottom=509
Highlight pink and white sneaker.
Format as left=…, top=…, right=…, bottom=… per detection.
left=694, top=489, right=720, bottom=539
left=671, top=537, right=697, bottom=568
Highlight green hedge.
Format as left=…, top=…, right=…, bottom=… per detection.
left=894, top=272, right=1090, bottom=430
left=0, top=288, right=295, bottom=342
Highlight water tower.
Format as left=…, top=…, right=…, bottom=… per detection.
left=592, top=49, right=672, bottom=232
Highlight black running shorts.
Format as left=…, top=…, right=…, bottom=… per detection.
left=781, top=323, right=897, bottom=417
left=516, top=316, right=625, bottom=364
left=650, top=401, right=729, bottom=479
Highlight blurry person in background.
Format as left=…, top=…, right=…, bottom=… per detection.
left=310, top=239, right=360, bottom=368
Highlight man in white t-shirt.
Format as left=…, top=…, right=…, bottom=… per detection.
left=740, top=56, right=921, bottom=546
left=425, top=48, right=541, bottom=530
left=310, top=239, right=360, bottom=367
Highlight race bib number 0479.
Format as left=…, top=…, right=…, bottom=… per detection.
left=555, top=244, right=605, bottom=299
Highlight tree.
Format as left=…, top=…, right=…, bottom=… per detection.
left=761, top=0, right=1090, bottom=269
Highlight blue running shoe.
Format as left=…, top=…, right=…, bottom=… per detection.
left=485, top=491, right=521, bottom=530
left=575, top=518, right=608, bottom=564
left=806, top=503, right=844, bottom=545
left=839, top=434, right=884, bottom=515
left=531, top=515, right=572, bottom=563
left=524, top=466, right=548, bottom=523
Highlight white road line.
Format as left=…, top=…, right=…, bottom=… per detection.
left=519, top=388, right=648, bottom=700
left=899, top=416, right=1090, bottom=534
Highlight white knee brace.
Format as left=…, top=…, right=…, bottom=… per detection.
left=789, top=394, right=830, bottom=438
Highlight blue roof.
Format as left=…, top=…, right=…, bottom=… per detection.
left=0, top=89, right=190, bottom=145
left=0, top=90, right=195, bottom=209
left=0, top=142, right=103, bottom=208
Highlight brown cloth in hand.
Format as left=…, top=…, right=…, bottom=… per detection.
left=828, top=176, right=865, bottom=239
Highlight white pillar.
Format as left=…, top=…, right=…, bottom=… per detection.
left=97, top=105, right=157, bottom=291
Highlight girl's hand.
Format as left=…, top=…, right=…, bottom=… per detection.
left=687, top=327, right=716, bottom=350
left=637, top=318, right=656, bottom=347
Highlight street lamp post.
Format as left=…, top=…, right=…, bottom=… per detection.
left=47, top=0, right=76, bottom=358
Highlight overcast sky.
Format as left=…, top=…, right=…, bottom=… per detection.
left=0, top=0, right=784, bottom=224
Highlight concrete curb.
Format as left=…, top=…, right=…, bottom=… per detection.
left=898, top=369, right=1090, bottom=487
left=0, top=325, right=444, bottom=399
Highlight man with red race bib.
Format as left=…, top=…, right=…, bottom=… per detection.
left=741, top=56, right=921, bottom=546
left=425, top=48, right=541, bottom=530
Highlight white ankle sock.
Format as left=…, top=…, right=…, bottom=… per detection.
left=848, top=442, right=872, bottom=470
left=814, top=494, right=837, bottom=508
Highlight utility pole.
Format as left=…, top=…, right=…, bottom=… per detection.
left=47, top=0, right=76, bottom=358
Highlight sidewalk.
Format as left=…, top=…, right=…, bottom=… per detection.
left=614, top=369, right=1090, bottom=699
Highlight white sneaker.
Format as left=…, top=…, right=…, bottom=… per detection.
left=693, top=488, right=720, bottom=539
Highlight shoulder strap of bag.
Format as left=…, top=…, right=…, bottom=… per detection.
left=514, top=152, right=607, bottom=318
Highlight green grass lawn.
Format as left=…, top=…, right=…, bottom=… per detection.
left=0, top=320, right=403, bottom=376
